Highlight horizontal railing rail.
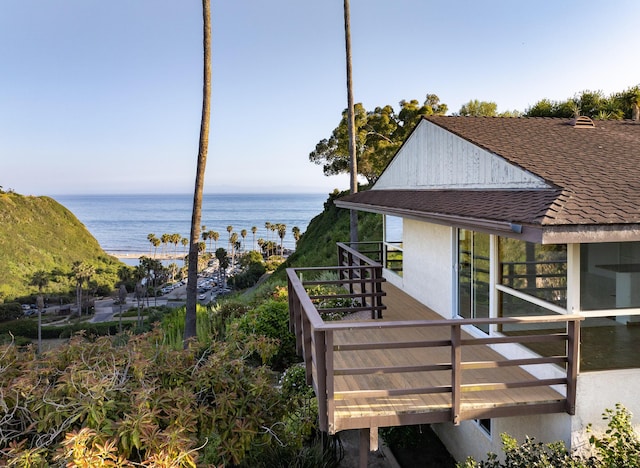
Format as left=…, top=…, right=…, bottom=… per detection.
left=287, top=266, right=582, bottom=433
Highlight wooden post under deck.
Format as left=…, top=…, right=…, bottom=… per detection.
left=359, top=427, right=370, bottom=468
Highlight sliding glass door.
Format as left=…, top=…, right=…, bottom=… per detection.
left=458, top=229, right=490, bottom=332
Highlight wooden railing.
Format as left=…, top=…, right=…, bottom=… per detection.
left=287, top=267, right=583, bottom=434
left=340, top=240, right=403, bottom=276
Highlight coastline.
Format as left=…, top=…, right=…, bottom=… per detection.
left=108, top=251, right=186, bottom=261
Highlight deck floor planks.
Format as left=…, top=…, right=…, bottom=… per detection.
left=329, top=283, right=566, bottom=432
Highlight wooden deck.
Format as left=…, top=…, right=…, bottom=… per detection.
left=287, top=243, right=581, bottom=436
left=330, top=283, right=571, bottom=433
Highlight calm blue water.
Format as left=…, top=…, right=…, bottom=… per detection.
left=52, top=193, right=328, bottom=258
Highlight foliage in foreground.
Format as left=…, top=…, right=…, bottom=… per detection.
left=0, top=327, right=292, bottom=466
left=458, top=404, right=640, bottom=468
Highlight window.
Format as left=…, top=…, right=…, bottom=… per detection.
left=498, top=238, right=567, bottom=311
left=476, top=418, right=492, bottom=437
left=581, top=242, right=640, bottom=310
left=384, top=216, right=403, bottom=276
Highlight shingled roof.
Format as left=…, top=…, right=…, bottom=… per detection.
left=336, top=116, right=640, bottom=243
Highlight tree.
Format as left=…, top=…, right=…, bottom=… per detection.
left=72, top=261, right=95, bottom=316
left=343, top=0, right=358, bottom=245
left=161, top=233, right=170, bottom=257
left=230, top=232, right=239, bottom=266
left=251, top=226, right=257, bottom=251
left=210, top=230, right=219, bottom=251
left=201, top=230, right=209, bottom=253
left=292, top=226, right=301, bottom=248
left=226, top=225, right=233, bottom=250
left=240, top=229, right=247, bottom=252
left=147, top=233, right=156, bottom=256
left=171, top=233, right=181, bottom=258
left=458, top=99, right=498, bottom=117
left=277, top=223, right=287, bottom=255
left=152, top=237, right=161, bottom=258
left=181, top=237, right=188, bottom=258
left=215, top=247, right=229, bottom=288
left=185, top=0, right=211, bottom=345
left=309, top=95, right=447, bottom=185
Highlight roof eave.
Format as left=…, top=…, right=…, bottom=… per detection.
left=335, top=199, right=544, bottom=243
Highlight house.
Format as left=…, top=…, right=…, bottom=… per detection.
left=287, top=115, right=640, bottom=465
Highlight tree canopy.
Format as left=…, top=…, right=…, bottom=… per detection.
left=525, top=85, right=640, bottom=120
left=309, top=94, right=447, bottom=184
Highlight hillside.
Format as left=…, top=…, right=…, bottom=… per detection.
left=0, top=192, right=121, bottom=301
left=279, top=189, right=383, bottom=271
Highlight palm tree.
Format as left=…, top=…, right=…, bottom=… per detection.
left=171, top=233, right=181, bottom=258
left=277, top=223, right=287, bottom=255
left=181, top=237, right=189, bottom=260
left=211, top=231, right=219, bottom=251
left=257, top=238, right=265, bottom=257
left=251, top=226, right=257, bottom=251
left=185, top=0, right=211, bottom=344
left=161, top=233, right=170, bottom=257
left=72, top=261, right=95, bottom=316
left=230, top=232, right=239, bottom=266
left=152, top=237, right=161, bottom=258
left=292, top=226, right=301, bottom=249
left=201, top=230, right=210, bottom=254
left=240, top=229, right=247, bottom=252
left=265, top=222, right=271, bottom=245
left=344, top=0, right=358, bottom=244
left=147, top=233, right=157, bottom=256
left=270, top=224, right=277, bottom=256
left=226, top=225, right=233, bottom=249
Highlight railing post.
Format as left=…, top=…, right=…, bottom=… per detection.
left=348, top=251, right=355, bottom=295
left=374, top=265, right=383, bottom=319
left=451, top=323, right=462, bottom=425
left=325, top=331, right=335, bottom=434
left=565, top=318, right=580, bottom=415
left=315, top=330, right=328, bottom=432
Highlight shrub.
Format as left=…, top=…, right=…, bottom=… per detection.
left=0, top=328, right=288, bottom=466
left=236, top=299, right=298, bottom=370
left=0, top=302, right=22, bottom=322
left=458, top=404, right=639, bottom=468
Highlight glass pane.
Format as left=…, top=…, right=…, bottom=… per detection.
left=384, top=216, right=403, bottom=243
left=458, top=229, right=490, bottom=332
left=499, top=238, right=566, bottom=307
left=581, top=242, right=640, bottom=310
left=458, top=229, right=472, bottom=320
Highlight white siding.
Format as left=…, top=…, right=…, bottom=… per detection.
left=375, top=119, right=548, bottom=190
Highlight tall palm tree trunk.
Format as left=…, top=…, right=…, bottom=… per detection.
left=184, top=0, right=211, bottom=345
left=344, top=0, right=358, bottom=245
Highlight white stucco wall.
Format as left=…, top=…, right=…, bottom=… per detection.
left=401, top=218, right=453, bottom=318
left=571, top=369, right=640, bottom=451
left=433, top=412, right=571, bottom=463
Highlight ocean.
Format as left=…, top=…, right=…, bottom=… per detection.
left=52, top=193, right=329, bottom=264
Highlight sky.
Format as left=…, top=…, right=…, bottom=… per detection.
left=1, top=1, right=639, bottom=196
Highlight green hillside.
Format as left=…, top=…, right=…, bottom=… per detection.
left=279, top=189, right=383, bottom=272
left=0, top=192, right=121, bottom=301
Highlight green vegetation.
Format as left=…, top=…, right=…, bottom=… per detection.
left=0, top=192, right=121, bottom=301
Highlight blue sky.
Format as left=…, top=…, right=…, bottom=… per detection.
left=2, top=1, right=639, bottom=196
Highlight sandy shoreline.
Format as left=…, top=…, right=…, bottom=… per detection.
left=108, top=252, right=186, bottom=260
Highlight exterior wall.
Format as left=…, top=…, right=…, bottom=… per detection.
left=433, top=413, right=571, bottom=463
left=571, top=369, right=640, bottom=450
left=400, top=218, right=453, bottom=318
left=375, top=120, right=548, bottom=190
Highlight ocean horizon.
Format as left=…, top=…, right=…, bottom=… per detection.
left=53, top=193, right=330, bottom=264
